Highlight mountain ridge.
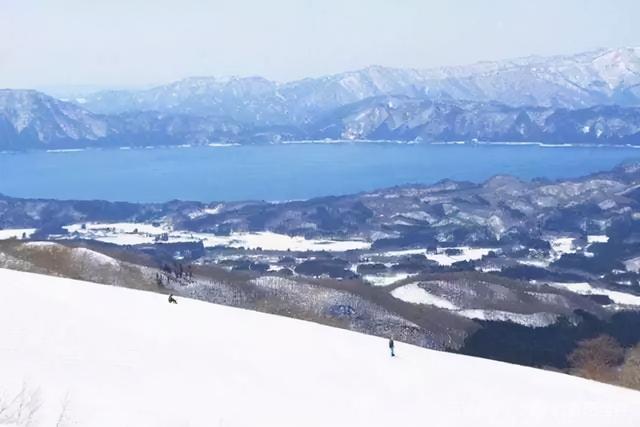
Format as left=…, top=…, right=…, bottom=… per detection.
left=75, top=46, right=640, bottom=116
left=3, top=90, right=640, bottom=149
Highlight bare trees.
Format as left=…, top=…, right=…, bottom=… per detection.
left=568, top=335, right=624, bottom=382
left=620, top=344, right=640, bottom=390
left=567, top=335, right=640, bottom=391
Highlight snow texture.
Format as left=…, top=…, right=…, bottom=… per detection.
left=548, top=282, right=640, bottom=306
left=378, top=247, right=492, bottom=266
left=0, top=267, right=639, bottom=426
left=196, top=231, right=371, bottom=252
left=587, top=235, right=609, bottom=244
left=456, top=309, right=559, bottom=327
left=625, top=256, right=640, bottom=273
left=363, top=272, right=415, bottom=287
left=391, top=283, right=459, bottom=309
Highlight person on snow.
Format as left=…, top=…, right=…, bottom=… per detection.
left=389, top=337, right=395, bottom=357
left=168, top=294, right=178, bottom=304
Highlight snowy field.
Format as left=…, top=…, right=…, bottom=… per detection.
left=62, top=222, right=371, bottom=252
left=456, top=309, right=559, bottom=327
left=518, top=234, right=609, bottom=267
left=197, top=230, right=371, bottom=252
left=362, top=272, right=415, bottom=287
left=0, top=228, right=35, bottom=240
left=390, top=283, right=558, bottom=326
left=624, top=256, right=640, bottom=273
left=547, top=281, right=640, bottom=306
left=377, top=247, right=493, bottom=266
left=391, top=283, right=459, bottom=309
left=1, top=268, right=639, bottom=426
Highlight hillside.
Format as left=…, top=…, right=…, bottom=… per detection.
left=0, top=267, right=639, bottom=426
left=0, top=90, right=245, bottom=149
left=310, top=97, right=640, bottom=142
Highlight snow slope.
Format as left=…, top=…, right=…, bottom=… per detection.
left=548, top=281, right=640, bottom=306
left=391, top=283, right=459, bottom=309
left=0, top=268, right=639, bottom=426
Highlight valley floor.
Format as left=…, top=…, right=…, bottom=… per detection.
left=0, top=268, right=639, bottom=426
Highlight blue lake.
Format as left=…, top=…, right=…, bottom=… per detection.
left=1, top=143, right=639, bottom=203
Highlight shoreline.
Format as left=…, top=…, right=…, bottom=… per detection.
left=1, top=139, right=640, bottom=155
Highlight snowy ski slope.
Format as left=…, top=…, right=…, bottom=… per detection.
left=0, top=268, right=639, bottom=426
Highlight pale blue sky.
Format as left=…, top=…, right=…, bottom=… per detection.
left=1, top=0, right=639, bottom=88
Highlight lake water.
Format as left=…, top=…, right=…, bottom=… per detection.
left=1, top=143, right=639, bottom=203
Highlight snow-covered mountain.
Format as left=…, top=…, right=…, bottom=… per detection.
left=82, top=76, right=290, bottom=125
left=1, top=267, right=639, bottom=426
left=71, top=68, right=430, bottom=125
left=0, top=90, right=112, bottom=149
left=414, top=47, right=640, bottom=108
left=75, top=46, right=640, bottom=120
left=0, top=90, right=246, bottom=148
left=3, top=47, right=640, bottom=149
left=313, top=96, right=640, bottom=143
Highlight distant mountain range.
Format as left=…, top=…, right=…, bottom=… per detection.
left=78, top=47, right=640, bottom=116
left=1, top=47, right=640, bottom=149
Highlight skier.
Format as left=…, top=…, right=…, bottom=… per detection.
left=168, top=294, right=178, bottom=304
left=389, top=337, right=395, bottom=357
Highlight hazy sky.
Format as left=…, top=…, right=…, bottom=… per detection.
left=1, top=0, right=639, bottom=88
